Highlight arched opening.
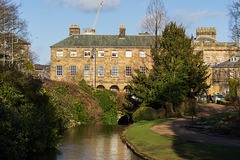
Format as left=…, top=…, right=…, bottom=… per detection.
left=110, top=85, right=119, bottom=92
left=118, top=115, right=130, bottom=125
left=97, top=85, right=105, bottom=90
left=123, top=86, right=131, bottom=93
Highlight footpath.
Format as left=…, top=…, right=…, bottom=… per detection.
left=150, top=103, right=240, bottom=147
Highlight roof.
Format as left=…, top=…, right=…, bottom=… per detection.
left=195, top=37, right=216, bottom=42
left=51, top=34, right=153, bottom=48
left=34, top=64, right=50, bottom=71
left=0, top=33, right=30, bottom=45
left=212, top=57, right=240, bottom=68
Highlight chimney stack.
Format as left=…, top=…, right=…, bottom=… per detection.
left=119, top=24, right=126, bottom=39
left=69, top=25, right=80, bottom=36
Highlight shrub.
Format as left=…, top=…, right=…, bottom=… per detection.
left=0, top=65, right=62, bottom=160
left=229, top=78, right=238, bottom=102
left=132, top=107, right=158, bottom=122
left=94, top=89, right=118, bottom=125
left=75, top=102, right=90, bottom=124
left=24, top=61, right=35, bottom=71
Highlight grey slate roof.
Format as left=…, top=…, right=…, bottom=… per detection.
left=34, top=64, right=50, bottom=71
left=51, top=34, right=153, bottom=48
left=212, top=58, right=240, bottom=68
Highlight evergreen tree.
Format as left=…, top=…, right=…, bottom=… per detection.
left=129, top=22, right=209, bottom=109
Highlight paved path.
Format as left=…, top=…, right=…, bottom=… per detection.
left=150, top=103, right=240, bottom=147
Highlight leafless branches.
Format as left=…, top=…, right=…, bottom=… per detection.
left=141, top=0, right=169, bottom=48
left=228, top=0, right=240, bottom=43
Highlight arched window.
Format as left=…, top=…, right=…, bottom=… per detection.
left=97, top=85, right=105, bottom=90
left=110, top=85, right=119, bottom=92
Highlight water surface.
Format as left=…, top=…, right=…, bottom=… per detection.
left=29, top=125, right=142, bottom=160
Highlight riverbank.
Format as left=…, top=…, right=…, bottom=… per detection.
left=122, top=104, right=240, bottom=160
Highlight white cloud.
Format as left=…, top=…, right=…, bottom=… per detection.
left=49, top=0, right=121, bottom=12
left=173, top=9, right=224, bottom=28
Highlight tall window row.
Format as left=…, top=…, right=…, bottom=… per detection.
left=56, top=65, right=146, bottom=77
left=56, top=50, right=146, bottom=58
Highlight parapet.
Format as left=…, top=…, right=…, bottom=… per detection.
left=196, top=27, right=216, bottom=40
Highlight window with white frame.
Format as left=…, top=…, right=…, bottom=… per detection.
left=125, top=66, right=132, bottom=77
left=84, top=65, right=90, bottom=77
left=111, top=66, right=118, bottom=77
left=56, top=65, right=63, bottom=76
left=112, top=51, right=118, bottom=57
left=70, top=50, right=77, bottom=57
left=217, top=57, right=222, bottom=64
left=98, top=66, right=104, bottom=77
left=126, top=51, right=132, bottom=57
left=230, top=72, right=234, bottom=78
left=238, top=73, right=240, bottom=78
left=21, top=49, right=26, bottom=56
left=139, top=51, right=146, bottom=57
left=205, top=57, right=210, bottom=64
left=84, top=51, right=91, bottom=57
left=56, top=50, right=63, bottom=57
left=139, top=66, right=146, bottom=74
left=98, top=51, right=104, bottom=57
left=70, top=65, right=76, bottom=76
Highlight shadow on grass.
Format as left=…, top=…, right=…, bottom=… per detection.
left=169, top=116, right=240, bottom=160
left=173, top=140, right=240, bottom=160
left=124, top=117, right=240, bottom=160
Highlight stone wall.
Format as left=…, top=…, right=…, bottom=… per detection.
left=50, top=46, right=152, bottom=91
left=211, top=67, right=240, bottom=95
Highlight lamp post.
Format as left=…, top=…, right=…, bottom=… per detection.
left=91, top=47, right=96, bottom=88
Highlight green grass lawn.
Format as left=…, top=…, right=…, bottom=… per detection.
left=202, top=111, right=239, bottom=122
left=122, top=118, right=240, bottom=160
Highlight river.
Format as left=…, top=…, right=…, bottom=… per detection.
left=28, top=125, right=142, bottom=160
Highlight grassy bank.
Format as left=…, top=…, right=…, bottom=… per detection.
left=44, top=80, right=119, bottom=128
left=122, top=119, right=240, bottom=160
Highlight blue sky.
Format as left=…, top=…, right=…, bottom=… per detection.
left=17, top=0, right=231, bottom=64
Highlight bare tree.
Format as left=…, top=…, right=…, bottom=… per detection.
left=29, top=50, right=39, bottom=63
left=0, top=0, right=29, bottom=65
left=141, top=0, right=169, bottom=48
left=228, top=0, right=240, bottom=43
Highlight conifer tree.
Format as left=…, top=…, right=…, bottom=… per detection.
left=129, top=22, right=209, bottom=109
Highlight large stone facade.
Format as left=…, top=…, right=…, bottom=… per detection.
left=211, top=57, right=240, bottom=96
left=50, top=25, right=153, bottom=91
left=50, top=25, right=239, bottom=94
left=193, top=27, right=239, bottom=95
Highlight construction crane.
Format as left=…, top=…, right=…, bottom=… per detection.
left=92, top=0, right=103, bottom=30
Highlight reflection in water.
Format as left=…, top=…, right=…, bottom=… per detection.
left=28, top=125, right=142, bottom=160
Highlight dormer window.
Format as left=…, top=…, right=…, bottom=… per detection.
left=230, top=57, right=239, bottom=62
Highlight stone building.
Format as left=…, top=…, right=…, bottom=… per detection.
left=0, top=34, right=30, bottom=65
left=50, top=25, right=153, bottom=91
left=50, top=25, right=239, bottom=93
left=193, top=27, right=239, bottom=95
left=193, top=27, right=238, bottom=65
left=211, top=56, right=240, bottom=96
